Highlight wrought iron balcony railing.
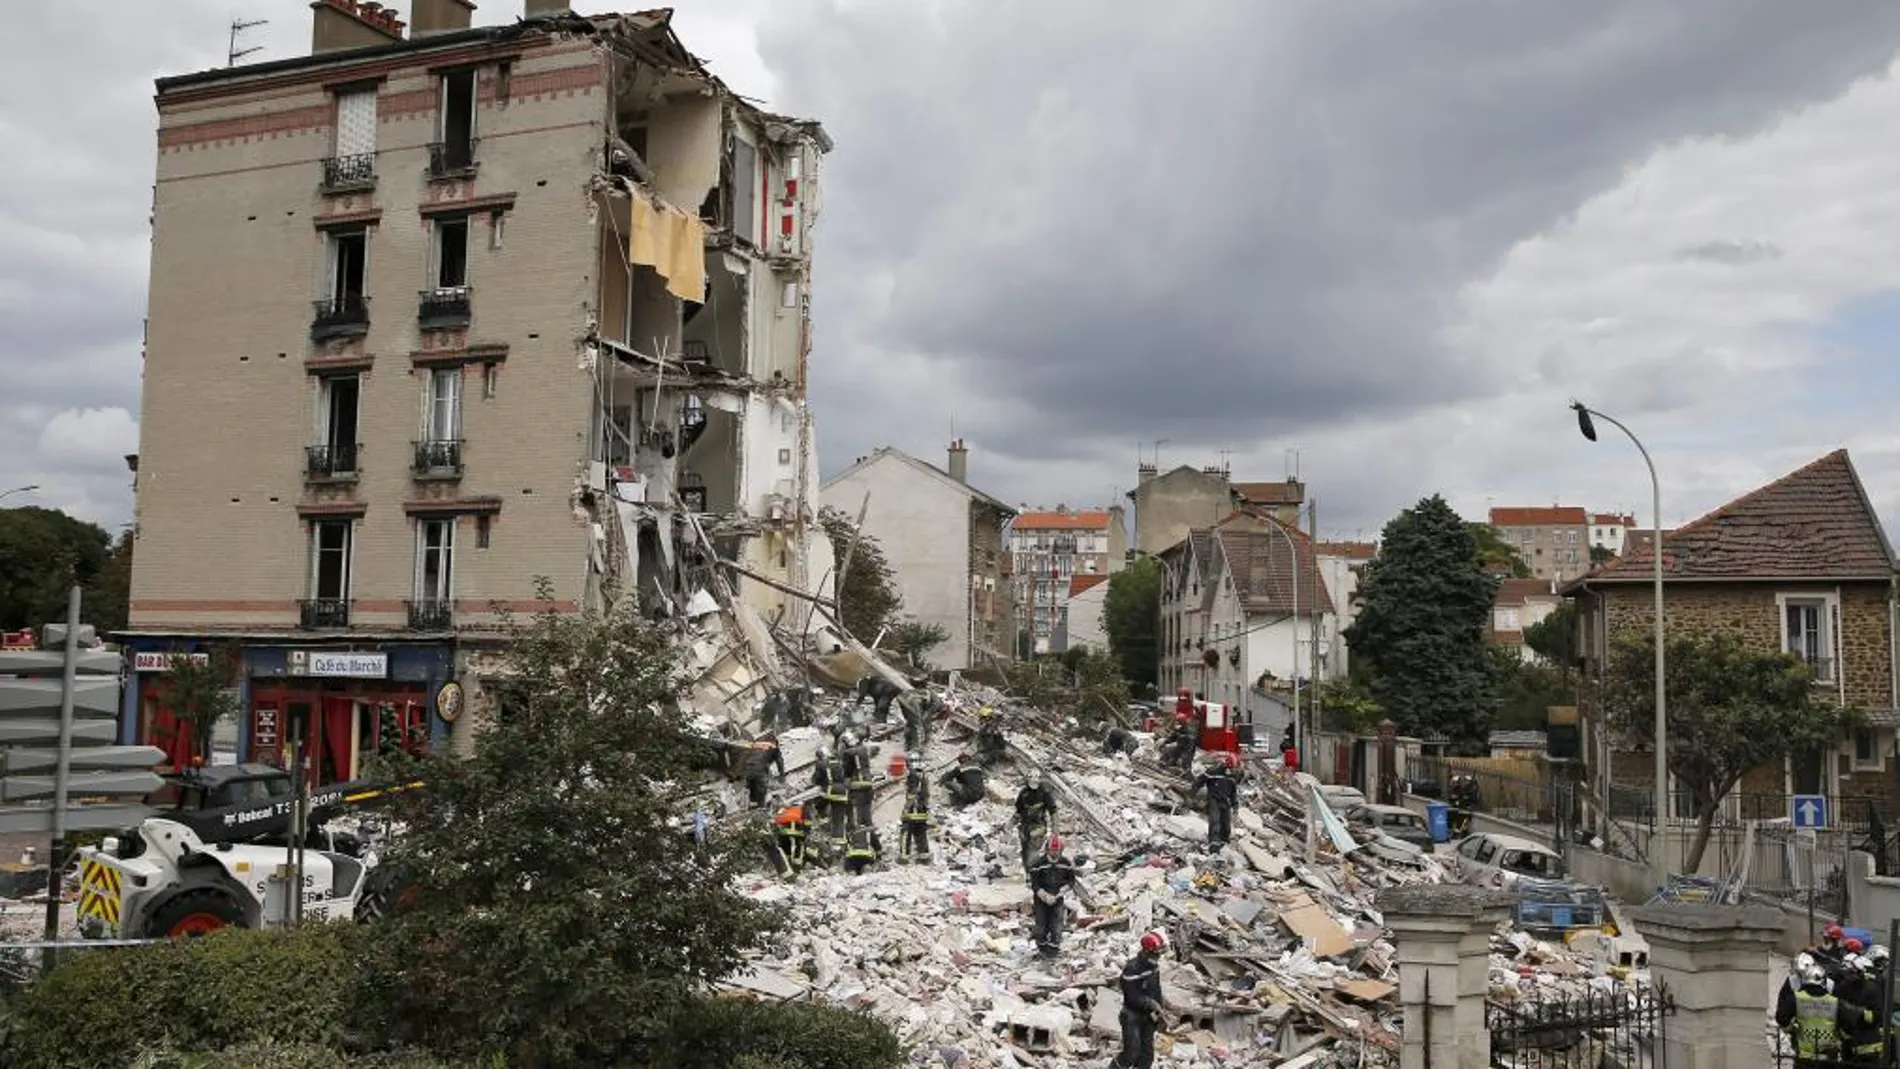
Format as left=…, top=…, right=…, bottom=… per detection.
left=311, top=295, right=370, bottom=340
left=299, top=598, right=351, bottom=629
left=320, top=153, right=376, bottom=191
left=407, top=599, right=453, bottom=631
left=305, top=443, right=360, bottom=480
left=417, top=287, right=471, bottom=329
left=412, top=438, right=464, bottom=476
left=427, top=138, right=479, bottom=177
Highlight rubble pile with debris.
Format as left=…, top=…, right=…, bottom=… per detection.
left=729, top=695, right=1655, bottom=1066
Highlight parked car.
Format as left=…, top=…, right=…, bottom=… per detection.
left=1345, top=803, right=1436, bottom=849
left=1451, top=831, right=1567, bottom=892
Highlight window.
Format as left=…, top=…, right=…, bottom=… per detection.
left=431, top=217, right=469, bottom=290
left=1780, top=595, right=1835, bottom=682
left=1497, top=608, right=1520, bottom=630
left=333, top=88, right=377, bottom=157
left=476, top=514, right=491, bottom=550
left=729, top=137, right=758, bottom=244
left=438, top=69, right=476, bottom=160
left=318, top=375, right=359, bottom=475
left=414, top=519, right=455, bottom=603
left=310, top=520, right=353, bottom=601
left=426, top=367, right=462, bottom=442
left=327, top=230, right=367, bottom=304
left=1854, top=728, right=1883, bottom=772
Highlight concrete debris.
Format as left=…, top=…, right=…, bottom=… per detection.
left=734, top=690, right=1655, bottom=1066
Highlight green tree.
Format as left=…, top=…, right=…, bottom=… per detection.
left=84, top=529, right=133, bottom=635
left=1487, top=647, right=1574, bottom=731
left=1589, top=544, right=1615, bottom=566
left=819, top=507, right=903, bottom=642
left=1103, top=556, right=1160, bottom=687
left=1600, top=631, right=1862, bottom=873
left=885, top=616, right=949, bottom=669
left=1523, top=601, right=1577, bottom=670
left=1343, top=497, right=1500, bottom=752
left=1312, top=678, right=1382, bottom=734
left=159, top=644, right=242, bottom=762
left=355, top=590, right=787, bottom=1066
left=0, top=506, right=112, bottom=631
left=1467, top=523, right=1531, bottom=578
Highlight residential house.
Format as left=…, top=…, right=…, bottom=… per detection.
left=1490, top=506, right=1591, bottom=582
left=1157, top=515, right=1335, bottom=738
left=1491, top=578, right=1563, bottom=662
left=820, top=442, right=1016, bottom=670
left=1009, top=505, right=1128, bottom=652
left=1590, top=513, right=1636, bottom=557
left=1129, top=462, right=1234, bottom=556
left=124, top=2, right=832, bottom=773
left=1054, top=574, right=1110, bottom=654
left=1568, top=450, right=1899, bottom=815
left=1316, top=540, right=1376, bottom=677
left=1232, top=478, right=1306, bottom=526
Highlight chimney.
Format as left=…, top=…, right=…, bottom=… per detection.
left=947, top=439, right=968, bottom=484
left=1137, top=462, right=1157, bottom=486
left=524, top=0, right=572, bottom=16
left=411, top=0, right=475, bottom=37
left=311, top=0, right=405, bottom=55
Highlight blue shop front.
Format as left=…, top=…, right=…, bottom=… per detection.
left=124, top=638, right=456, bottom=785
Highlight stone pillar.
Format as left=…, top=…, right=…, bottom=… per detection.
left=1377, top=886, right=1516, bottom=1069
left=1630, top=903, right=1785, bottom=1069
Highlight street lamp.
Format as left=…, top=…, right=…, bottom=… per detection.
left=0, top=485, right=38, bottom=503
left=1571, top=401, right=1668, bottom=886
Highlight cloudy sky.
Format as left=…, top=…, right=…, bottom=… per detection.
left=7, top=2, right=1900, bottom=542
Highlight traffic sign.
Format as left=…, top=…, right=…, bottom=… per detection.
left=0, top=719, right=119, bottom=746
left=0, top=771, right=164, bottom=801
left=0, top=746, right=165, bottom=772
left=0, top=677, right=119, bottom=717
left=0, top=649, right=121, bottom=675
left=0, top=804, right=154, bottom=834
left=1792, top=794, right=1830, bottom=830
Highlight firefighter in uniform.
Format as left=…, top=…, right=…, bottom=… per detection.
left=975, top=707, right=1009, bottom=767
left=941, top=752, right=988, bottom=808
left=742, top=733, right=785, bottom=808
left=1836, top=954, right=1886, bottom=1066
left=841, top=731, right=876, bottom=829
left=843, top=823, right=882, bottom=875
left=814, top=747, right=850, bottom=841
left=1014, top=771, right=1059, bottom=870
left=1778, top=959, right=1844, bottom=1067
left=899, top=762, right=933, bottom=864
left=1112, top=931, right=1167, bottom=1069
left=1027, top=835, right=1078, bottom=955
left=758, top=802, right=794, bottom=879
left=1190, top=753, right=1240, bottom=848
left=772, top=802, right=808, bottom=878
left=898, top=687, right=936, bottom=752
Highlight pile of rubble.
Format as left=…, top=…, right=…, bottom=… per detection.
left=726, top=695, right=1654, bottom=1066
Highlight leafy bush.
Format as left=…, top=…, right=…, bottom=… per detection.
left=129, top=1042, right=488, bottom=1069
left=643, top=996, right=904, bottom=1069
left=1, top=925, right=359, bottom=1069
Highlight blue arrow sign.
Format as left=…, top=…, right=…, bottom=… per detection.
left=1792, top=794, right=1829, bottom=830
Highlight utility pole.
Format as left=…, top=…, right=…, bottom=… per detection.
left=1307, top=499, right=1322, bottom=733
left=228, top=18, right=268, bottom=67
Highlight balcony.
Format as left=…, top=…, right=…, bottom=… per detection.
left=311, top=295, right=370, bottom=341
left=305, top=443, right=360, bottom=482
left=427, top=138, right=479, bottom=179
left=407, top=599, right=454, bottom=631
left=320, top=153, right=376, bottom=192
left=411, top=439, right=464, bottom=479
left=299, top=598, right=351, bottom=629
left=417, top=287, right=471, bottom=330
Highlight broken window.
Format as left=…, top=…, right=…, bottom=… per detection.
left=437, top=69, right=477, bottom=170
left=601, top=405, right=633, bottom=466
left=431, top=217, right=469, bottom=290
left=310, top=520, right=353, bottom=601
left=729, top=137, right=758, bottom=245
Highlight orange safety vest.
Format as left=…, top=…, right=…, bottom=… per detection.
left=774, top=805, right=805, bottom=826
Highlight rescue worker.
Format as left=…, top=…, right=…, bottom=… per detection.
left=1818, top=925, right=1850, bottom=968
left=1112, top=931, right=1167, bottom=1069
left=742, top=732, right=785, bottom=809
left=1777, top=958, right=1844, bottom=1067
left=1448, top=774, right=1482, bottom=838
left=1835, top=953, right=1885, bottom=1066
left=1279, top=725, right=1295, bottom=755
left=814, top=746, right=850, bottom=841
left=1191, top=753, right=1240, bottom=849
left=856, top=673, right=902, bottom=722
left=1027, top=835, right=1079, bottom=955
left=841, top=731, right=876, bottom=828
left=1280, top=737, right=1300, bottom=774
left=758, top=802, right=794, bottom=879
left=772, top=801, right=808, bottom=878
left=1865, top=944, right=1892, bottom=1015
left=941, top=752, right=987, bottom=808
left=843, top=822, right=882, bottom=875
left=1159, top=720, right=1197, bottom=774
left=1104, top=725, right=1139, bottom=756
left=898, top=686, right=936, bottom=752
left=1014, top=771, right=1060, bottom=870
left=976, top=708, right=1009, bottom=767
left=899, top=763, right=933, bottom=864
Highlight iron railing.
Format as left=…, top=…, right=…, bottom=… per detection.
left=299, top=598, right=350, bottom=629
left=411, top=438, right=463, bottom=476
left=417, top=287, right=471, bottom=328
left=406, top=599, right=453, bottom=631
left=1487, top=985, right=1672, bottom=1067
left=304, top=443, right=359, bottom=480
left=320, top=152, right=376, bottom=191
left=427, top=138, right=479, bottom=177
left=311, top=295, right=370, bottom=340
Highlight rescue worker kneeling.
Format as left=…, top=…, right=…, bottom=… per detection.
left=843, top=823, right=883, bottom=875
left=941, top=752, right=987, bottom=807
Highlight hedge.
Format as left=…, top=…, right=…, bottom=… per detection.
left=643, top=996, right=904, bottom=1069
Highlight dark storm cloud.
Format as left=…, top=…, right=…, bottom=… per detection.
left=757, top=1, right=1900, bottom=464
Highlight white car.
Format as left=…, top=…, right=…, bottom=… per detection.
left=1451, top=831, right=1565, bottom=892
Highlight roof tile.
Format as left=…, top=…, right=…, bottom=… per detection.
left=1068, top=573, right=1109, bottom=596
left=1231, top=480, right=1305, bottom=506
left=1490, top=506, right=1588, bottom=526
left=1213, top=523, right=1332, bottom=617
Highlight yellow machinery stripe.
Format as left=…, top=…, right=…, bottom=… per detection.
left=77, top=859, right=124, bottom=929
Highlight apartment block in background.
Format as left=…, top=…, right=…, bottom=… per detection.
left=126, top=2, right=832, bottom=775
left=1589, top=512, right=1636, bottom=556
left=1488, top=506, right=1590, bottom=582
left=1009, top=504, right=1127, bottom=654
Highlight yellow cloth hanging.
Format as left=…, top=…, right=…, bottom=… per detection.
left=626, top=192, right=707, bottom=303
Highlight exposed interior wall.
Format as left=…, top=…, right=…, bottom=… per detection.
left=683, top=251, right=747, bottom=374
left=644, top=93, right=723, bottom=211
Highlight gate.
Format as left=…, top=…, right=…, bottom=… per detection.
left=1486, top=985, right=1674, bottom=1067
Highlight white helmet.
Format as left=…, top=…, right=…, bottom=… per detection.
left=1801, top=961, right=1829, bottom=987
left=841, top=731, right=860, bottom=749
left=1869, top=945, right=1891, bottom=967
left=1796, top=952, right=1816, bottom=974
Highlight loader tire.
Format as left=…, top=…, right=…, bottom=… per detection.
left=355, top=868, right=415, bottom=923
left=149, top=888, right=246, bottom=939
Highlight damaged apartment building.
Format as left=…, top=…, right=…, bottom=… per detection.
left=124, top=0, right=838, bottom=776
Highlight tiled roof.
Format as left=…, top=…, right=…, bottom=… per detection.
left=1587, top=450, right=1896, bottom=582
left=1494, top=578, right=1559, bottom=605
left=1317, top=540, right=1378, bottom=560
left=1069, top=573, right=1108, bottom=597
left=1490, top=506, right=1587, bottom=526
left=1015, top=509, right=1112, bottom=531
left=1213, top=523, right=1332, bottom=618
left=1231, top=479, right=1305, bottom=506
left=1591, top=512, right=1636, bottom=526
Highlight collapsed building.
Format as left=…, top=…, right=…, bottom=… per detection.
left=124, top=1, right=847, bottom=770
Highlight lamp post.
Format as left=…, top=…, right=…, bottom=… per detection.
left=1571, top=401, right=1668, bottom=886
left=0, top=485, right=38, bottom=503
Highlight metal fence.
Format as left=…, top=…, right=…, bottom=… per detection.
left=1487, top=985, right=1673, bottom=1067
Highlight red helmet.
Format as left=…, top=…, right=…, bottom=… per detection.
left=1846, top=937, right=1866, bottom=953
left=1140, top=931, right=1165, bottom=953
left=1046, top=835, right=1063, bottom=853
left=1827, top=924, right=1846, bottom=940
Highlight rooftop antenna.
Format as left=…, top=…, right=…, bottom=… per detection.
left=228, top=17, right=268, bottom=67
left=1217, top=448, right=1232, bottom=475
left=1153, top=439, right=1169, bottom=468
left=1284, top=448, right=1301, bottom=481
